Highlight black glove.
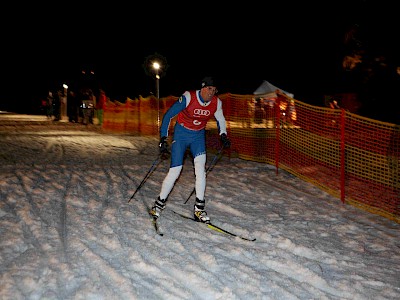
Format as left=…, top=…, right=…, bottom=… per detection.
left=159, top=136, right=169, bottom=154
left=220, top=133, right=231, bottom=148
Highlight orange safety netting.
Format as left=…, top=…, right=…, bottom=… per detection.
left=102, top=93, right=400, bottom=223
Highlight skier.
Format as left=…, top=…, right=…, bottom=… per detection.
left=150, top=76, right=231, bottom=223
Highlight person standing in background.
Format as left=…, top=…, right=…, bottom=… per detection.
left=45, top=91, right=54, bottom=119
left=52, top=90, right=61, bottom=121
left=96, top=89, right=106, bottom=126
left=67, top=90, right=79, bottom=123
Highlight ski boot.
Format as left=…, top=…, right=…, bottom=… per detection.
left=194, top=198, right=210, bottom=223
left=150, top=197, right=166, bottom=219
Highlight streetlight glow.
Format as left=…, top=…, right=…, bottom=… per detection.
left=152, top=62, right=160, bottom=72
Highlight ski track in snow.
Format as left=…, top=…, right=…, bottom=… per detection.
left=0, top=124, right=399, bottom=300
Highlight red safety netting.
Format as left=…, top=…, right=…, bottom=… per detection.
left=101, top=93, right=399, bottom=223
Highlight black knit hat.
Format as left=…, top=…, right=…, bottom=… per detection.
left=201, top=76, right=216, bottom=88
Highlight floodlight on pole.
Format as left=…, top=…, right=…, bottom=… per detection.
left=152, top=62, right=160, bottom=99
left=152, top=61, right=161, bottom=130
left=62, top=83, right=68, bottom=119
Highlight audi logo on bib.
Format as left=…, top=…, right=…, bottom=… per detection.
left=194, top=109, right=210, bottom=116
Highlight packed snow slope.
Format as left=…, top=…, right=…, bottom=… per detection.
left=0, top=116, right=399, bottom=299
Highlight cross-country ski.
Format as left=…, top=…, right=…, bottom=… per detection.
left=171, top=210, right=256, bottom=242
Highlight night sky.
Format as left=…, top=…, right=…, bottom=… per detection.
left=1, top=1, right=398, bottom=121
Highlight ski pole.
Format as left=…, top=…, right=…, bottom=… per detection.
left=184, top=145, right=224, bottom=204
left=128, top=153, right=163, bottom=202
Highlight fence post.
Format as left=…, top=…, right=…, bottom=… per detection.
left=340, top=109, right=346, bottom=203
left=275, top=96, right=281, bottom=175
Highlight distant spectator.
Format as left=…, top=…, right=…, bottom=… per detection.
left=80, top=88, right=95, bottom=124
left=52, top=90, right=62, bottom=121
left=96, top=89, right=106, bottom=126
left=254, top=98, right=265, bottom=124
left=45, top=91, right=54, bottom=119
left=67, top=90, right=79, bottom=123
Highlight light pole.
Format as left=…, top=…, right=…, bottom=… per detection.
left=152, top=62, right=161, bottom=130
left=62, top=83, right=68, bottom=120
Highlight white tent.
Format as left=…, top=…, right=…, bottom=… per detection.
left=253, top=80, right=294, bottom=99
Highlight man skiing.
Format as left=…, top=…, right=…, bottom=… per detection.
left=150, top=76, right=231, bottom=223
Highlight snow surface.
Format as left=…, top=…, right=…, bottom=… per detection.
left=0, top=116, right=399, bottom=300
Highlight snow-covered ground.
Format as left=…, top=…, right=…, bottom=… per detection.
left=0, top=114, right=399, bottom=300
